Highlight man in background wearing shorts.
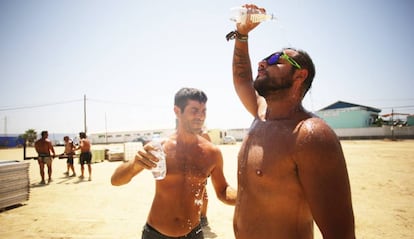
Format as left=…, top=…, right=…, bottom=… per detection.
left=34, top=130, right=56, bottom=184
left=76, top=132, right=92, bottom=181
left=62, top=136, right=76, bottom=177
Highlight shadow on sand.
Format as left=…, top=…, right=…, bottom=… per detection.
left=30, top=175, right=91, bottom=187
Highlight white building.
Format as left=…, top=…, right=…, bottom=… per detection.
left=89, top=129, right=175, bottom=144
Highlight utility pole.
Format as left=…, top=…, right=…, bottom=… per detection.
left=84, top=94, right=87, bottom=134
left=105, top=112, right=108, bottom=144
left=391, top=108, right=395, bottom=141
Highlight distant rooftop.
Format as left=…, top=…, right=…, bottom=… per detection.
left=318, top=100, right=381, bottom=113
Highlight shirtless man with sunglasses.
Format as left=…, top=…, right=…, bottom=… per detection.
left=228, top=4, right=355, bottom=239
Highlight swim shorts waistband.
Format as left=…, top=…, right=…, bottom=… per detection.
left=38, top=153, right=51, bottom=157
left=142, top=223, right=203, bottom=239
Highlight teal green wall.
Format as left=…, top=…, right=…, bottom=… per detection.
left=407, top=116, right=414, bottom=126
left=316, top=109, right=375, bottom=128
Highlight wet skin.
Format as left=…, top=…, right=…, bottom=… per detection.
left=111, top=100, right=236, bottom=237
left=234, top=115, right=354, bottom=239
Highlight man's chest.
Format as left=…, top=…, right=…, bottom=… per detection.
left=238, top=122, right=298, bottom=179
left=165, top=150, right=214, bottom=179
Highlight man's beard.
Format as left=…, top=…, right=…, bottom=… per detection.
left=254, top=75, right=293, bottom=98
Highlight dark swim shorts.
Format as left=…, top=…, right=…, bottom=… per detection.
left=38, top=153, right=52, bottom=164
left=142, top=223, right=204, bottom=239
left=79, top=152, right=92, bottom=165
left=66, top=153, right=74, bottom=165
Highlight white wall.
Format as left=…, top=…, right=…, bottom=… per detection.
left=334, top=126, right=414, bottom=139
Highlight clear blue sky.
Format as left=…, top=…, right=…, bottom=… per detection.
left=1, top=0, right=413, bottom=135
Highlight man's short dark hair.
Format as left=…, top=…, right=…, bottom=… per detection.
left=174, top=87, right=208, bottom=112
left=79, top=132, right=87, bottom=139
left=284, top=48, right=316, bottom=96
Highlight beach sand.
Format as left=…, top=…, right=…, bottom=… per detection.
left=0, top=140, right=413, bottom=238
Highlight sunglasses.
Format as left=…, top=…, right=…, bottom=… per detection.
left=263, top=52, right=302, bottom=69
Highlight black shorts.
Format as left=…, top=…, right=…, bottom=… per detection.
left=80, top=152, right=92, bottom=165
left=142, top=223, right=203, bottom=239
left=66, top=154, right=74, bottom=165
left=38, top=154, right=52, bottom=164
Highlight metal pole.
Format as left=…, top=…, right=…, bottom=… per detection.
left=105, top=112, right=108, bottom=144
left=84, top=94, right=87, bottom=134
left=23, top=141, right=26, bottom=160
left=391, top=108, right=395, bottom=140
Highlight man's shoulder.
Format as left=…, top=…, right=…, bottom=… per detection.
left=80, top=138, right=91, bottom=144
left=198, top=135, right=216, bottom=146
left=207, top=145, right=223, bottom=160
left=197, top=136, right=220, bottom=153
left=35, top=138, right=51, bottom=144
left=296, top=117, right=339, bottom=145
left=200, top=132, right=211, bottom=142
left=294, top=117, right=345, bottom=167
left=302, top=116, right=333, bottom=130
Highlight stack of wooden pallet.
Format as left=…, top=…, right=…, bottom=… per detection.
left=0, top=160, right=30, bottom=209
left=107, top=151, right=124, bottom=161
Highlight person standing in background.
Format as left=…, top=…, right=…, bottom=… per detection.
left=34, top=130, right=56, bottom=184
left=62, top=136, right=76, bottom=177
left=76, top=132, right=92, bottom=181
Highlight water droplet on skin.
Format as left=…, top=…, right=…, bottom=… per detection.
left=194, top=199, right=203, bottom=206
left=303, top=121, right=316, bottom=135
left=256, top=169, right=263, bottom=176
left=187, top=219, right=193, bottom=229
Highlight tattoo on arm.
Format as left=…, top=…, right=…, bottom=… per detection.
left=233, top=46, right=252, bottom=80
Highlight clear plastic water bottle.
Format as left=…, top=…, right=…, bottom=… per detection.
left=229, top=6, right=275, bottom=24
left=150, top=140, right=166, bottom=180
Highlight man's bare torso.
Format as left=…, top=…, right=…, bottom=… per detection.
left=234, top=117, right=315, bottom=239
left=35, top=139, right=53, bottom=155
left=64, top=141, right=75, bottom=154
left=80, top=139, right=91, bottom=153
left=147, top=135, right=218, bottom=237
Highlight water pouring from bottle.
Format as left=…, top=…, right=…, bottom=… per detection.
left=229, top=6, right=275, bottom=24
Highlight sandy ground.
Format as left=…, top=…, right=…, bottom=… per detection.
left=0, top=140, right=413, bottom=239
